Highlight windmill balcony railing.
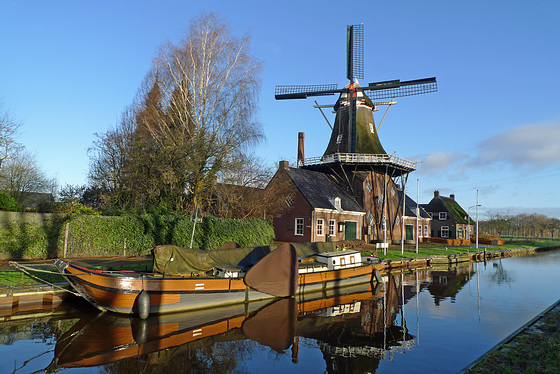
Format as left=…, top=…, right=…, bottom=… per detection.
left=300, top=153, right=417, bottom=170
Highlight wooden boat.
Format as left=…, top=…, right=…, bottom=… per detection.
left=45, top=282, right=388, bottom=372
left=54, top=242, right=385, bottom=318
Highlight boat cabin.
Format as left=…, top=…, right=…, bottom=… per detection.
left=316, top=250, right=362, bottom=270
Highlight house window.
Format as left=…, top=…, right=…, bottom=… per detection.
left=424, top=225, right=429, bottom=237
left=439, top=212, right=447, bottom=220
left=418, top=225, right=423, bottom=237
left=441, top=226, right=449, bottom=238
left=365, top=182, right=372, bottom=193
left=329, top=219, right=336, bottom=236
left=285, top=194, right=294, bottom=207
left=317, top=219, right=324, bottom=236
left=458, top=227, right=463, bottom=239
left=295, top=218, right=304, bottom=236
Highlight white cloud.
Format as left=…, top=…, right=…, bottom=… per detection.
left=416, top=151, right=465, bottom=175
left=477, top=123, right=560, bottom=168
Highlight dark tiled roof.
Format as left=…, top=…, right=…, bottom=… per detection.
left=421, top=195, right=471, bottom=224
left=440, top=196, right=470, bottom=224
left=285, top=168, right=363, bottom=212
left=398, top=190, right=432, bottom=218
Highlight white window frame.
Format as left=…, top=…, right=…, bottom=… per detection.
left=441, top=226, right=449, bottom=238
left=439, top=212, right=447, bottom=220
left=418, top=224, right=423, bottom=237
left=316, top=219, right=324, bottom=236
left=295, top=218, right=304, bottom=236
left=458, top=227, right=463, bottom=239
left=328, top=219, right=336, bottom=236
left=424, top=225, right=429, bottom=237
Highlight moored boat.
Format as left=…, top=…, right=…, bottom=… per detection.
left=54, top=242, right=385, bottom=318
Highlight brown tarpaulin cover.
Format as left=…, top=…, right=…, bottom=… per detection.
left=152, top=242, right=337, bottom=275
left=243, top=243, right=298, bottom=297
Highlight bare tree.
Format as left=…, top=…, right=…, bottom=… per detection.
left=0, top=151, right=56, bottom=209
left=0, top=101, right=24, bottom=169
left=207, top=154, right=293, bottom=220
left=87, top=109, right=135, bottom=209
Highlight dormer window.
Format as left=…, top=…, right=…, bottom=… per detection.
left=329, top=197, right=342, bottom=212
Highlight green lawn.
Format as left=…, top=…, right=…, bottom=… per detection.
left=367, top=239, right=560, bottom=260
left=0, top=268, right=65, bottom=286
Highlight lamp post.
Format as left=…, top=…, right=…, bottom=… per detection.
left=467, top=190, right=481, bottom=250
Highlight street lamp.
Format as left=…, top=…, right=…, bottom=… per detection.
left=468, top=204, right=481, bottom=249
left=467, top=189, right=481, bottom=250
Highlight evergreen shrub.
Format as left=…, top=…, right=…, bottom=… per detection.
left=0, top=193, right=20, bottom=212
left=0, top=213, right=274, bottom=259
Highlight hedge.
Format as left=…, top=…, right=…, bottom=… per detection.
left=0, top=213, right=274, bottom=260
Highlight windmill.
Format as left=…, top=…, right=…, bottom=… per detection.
left=275, top=24, right=437, bottom=158
left=274, top=25, right=438, bottom=245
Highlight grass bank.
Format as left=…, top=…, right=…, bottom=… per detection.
left=464, top=302, right=560, bottom=373
left=365, top=239, right=560, bottom=260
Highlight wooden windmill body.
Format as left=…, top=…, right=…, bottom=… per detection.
left=275, top=24, right=437, bottom=243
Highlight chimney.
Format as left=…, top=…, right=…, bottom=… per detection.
left=434, top=190, right=439, bottom=198
left=279, top=160, right=290, bottom=170
left=450, top=194, right=455, bottom=200
left=297, top=132, right=305, bottom=167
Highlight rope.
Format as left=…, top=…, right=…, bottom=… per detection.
left=8, top=261, right=61, bottom=275
left=8, top=261, right=80, bottom=296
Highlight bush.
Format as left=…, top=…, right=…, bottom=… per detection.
left=66, top=215, right=154, bottom=257
left=0, top=193, right=20, bottom=212
left=171, top=218, right=204, bottom=249
left=0, top=213, right=275, bottom=259
left=202, top=217, right=275, bottom=250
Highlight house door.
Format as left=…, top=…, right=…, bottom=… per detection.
left=405, top=224, right=414, bottom=241
left=344, top=221, right=357, bottom=241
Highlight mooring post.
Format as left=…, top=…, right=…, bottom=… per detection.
left=63, top=222, right=70, bottom=258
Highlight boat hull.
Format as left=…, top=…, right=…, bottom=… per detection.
left=55, top=259, right=385, bottom=316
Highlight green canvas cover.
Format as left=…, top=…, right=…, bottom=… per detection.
left=152, top=242, right=338, bottom=275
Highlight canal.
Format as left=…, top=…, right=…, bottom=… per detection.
left=2, top=250, right=560, bottom=373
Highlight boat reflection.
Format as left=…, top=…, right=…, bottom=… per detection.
left=44, top=273, right=418, bottom=372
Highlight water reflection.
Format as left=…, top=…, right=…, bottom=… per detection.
left=40, top=277, right=416, bottom=373
left=6, top=255, right=556, bottom=374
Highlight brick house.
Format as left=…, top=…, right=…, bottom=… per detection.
left=421, top=191, right=473, bottom=240
left=268, top=159, right=430, bottom=244
left=270, top=161, right=365, bottom=243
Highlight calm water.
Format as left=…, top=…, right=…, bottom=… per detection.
left=2, top=250, right=560, bottom=374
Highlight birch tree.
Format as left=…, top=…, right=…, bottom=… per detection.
left=0, top=101, right=23, bottom=169
left=135, top=12, right=264, bottom=211
left=89, top=13, right=264, bottom=213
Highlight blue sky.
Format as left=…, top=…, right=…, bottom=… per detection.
left=1, top=1, right=559, bottom=218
